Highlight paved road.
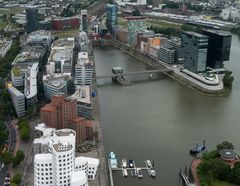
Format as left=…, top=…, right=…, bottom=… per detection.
left=0, top=120, right=16, bottom=186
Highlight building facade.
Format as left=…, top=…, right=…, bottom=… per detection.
left=158, top=45, right=176, bottom=64
left=80, top=10, right=88, bottom=32
left=8, top=86, right=26, bottom=117
left=203, top=29, right=232, bottom=69
left=181, top=31, right=208, bottom=73
left=26, top=7, right=39, bottom=34
left=106, top=4, right=118, bottom=35
left=34, top=128, right=97, bottom=186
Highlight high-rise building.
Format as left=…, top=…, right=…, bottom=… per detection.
left=181, top=31, right=208, bottom=73
left=203, top=29, right=232, bottom=69
left=166, top=37, right=183, bottom=62
left=26, top=8, right=39, bottom=34
left=80, top=10, right=88, bottom=32
left=126, top=17, right=145, bottom=47
left=106, top=4, right=118, bottom=35
left=75, top=52, right=93, bottom=86
left=8, top=86, right=26, bottom=117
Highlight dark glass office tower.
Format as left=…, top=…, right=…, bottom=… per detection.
left=26, top=8, right=39, bottom=34
left=203, top=29, right=232, bottom=69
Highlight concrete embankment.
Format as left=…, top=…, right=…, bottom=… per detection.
left=102, top=39, right=227, bottom=96
left=90, top=50, right=109, bottom=186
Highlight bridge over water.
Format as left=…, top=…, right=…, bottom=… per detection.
left=96, top=69, right=173, bottom=79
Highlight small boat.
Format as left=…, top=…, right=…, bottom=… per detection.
left=190, top=140, right=206, bottom=154
left=128, top=159, right=135, bottom=168
left=136, top=168, right=143, bottom=178
left=123, top=169, right=128, bottom=177
left=150, top=168, right=156, bottom=177
left=146, top=160, right=153, bottom=168
left=109, top=152, right=118, bottom=168
left=122, top=159, right=127, bottom=168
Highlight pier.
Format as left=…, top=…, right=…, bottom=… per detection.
left=179, top=168, right=196, bottom=186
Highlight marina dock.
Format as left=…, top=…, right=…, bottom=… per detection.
left=108, top=152, right=156, bottom=186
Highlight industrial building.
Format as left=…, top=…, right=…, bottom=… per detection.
left=203, top=29, right=232, bottom=69
left=8, top=86, right=26, bottom=117
left=181, top=31, right=208, bottom=73
left=26, top=7, right=39, bottom=34
left=34, top=128, right=99, bottom=186
left=106, top=4, right=118, bottom=35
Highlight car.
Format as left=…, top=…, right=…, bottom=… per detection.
left=1, top=163, right=5, bottom=168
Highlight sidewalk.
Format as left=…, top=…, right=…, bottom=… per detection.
left=191, top=158, right=202, bottom=186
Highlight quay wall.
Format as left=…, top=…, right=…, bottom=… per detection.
left=93, top=39, right=226, bottom=96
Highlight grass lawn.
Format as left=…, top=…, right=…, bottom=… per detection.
left=0, top=21, right=8, bottom=30
left=212, top=180, right=237, bottom=186
left=53, top=28, right=79, bottom=38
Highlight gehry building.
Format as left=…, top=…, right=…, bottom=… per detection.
left=34, top=127, right=99, bottom=186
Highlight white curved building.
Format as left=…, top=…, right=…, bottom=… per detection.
left=34, top=128, right=99, bottom=186
left=71, top=171, right=88, bottom=186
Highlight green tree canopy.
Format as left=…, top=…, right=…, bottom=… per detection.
left=223, top=71, right=234, bottom=91
left=216, top=141, right=234, bottom=151
left=12, top=150, right=25, bottom=167
left=0, top=151, right=13, bottom=165
left=11, top=173, right=22, bottom=185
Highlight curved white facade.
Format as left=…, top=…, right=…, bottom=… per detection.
left=34, top=154, right=53, bottom=186
left=71, top=171, right=88, bottom=186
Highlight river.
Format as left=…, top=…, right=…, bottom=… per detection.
left=94, top=34, right=240, bottom=186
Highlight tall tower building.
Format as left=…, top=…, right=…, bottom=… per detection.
left=202, top=29, right=232, bottom=69
left=75, top=52, right=93, bottom=86
left=26, top=7, right=39, bottom=34
left=106, top=4, right=118, bottom=35
left=181, top=31, right=208, bottom=73
left=80, top=10, right=88, bottom=32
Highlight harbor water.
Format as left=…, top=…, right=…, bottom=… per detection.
left=94, top=34, right=240, bottom=186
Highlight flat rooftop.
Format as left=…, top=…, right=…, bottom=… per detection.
left=182, top=31, right=208, bottom=38
left=52, top=38, right=75, bottom=48
left=29, top=30, right=51, bottom=37
left=54, top=129, right=76, bottom=137
left=70, top=86, right=92, bottom=104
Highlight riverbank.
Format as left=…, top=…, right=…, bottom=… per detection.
left=102, top=39, right=229, bottom=97
left=89, top=50, right=108, bottom=186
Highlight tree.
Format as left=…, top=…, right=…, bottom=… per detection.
left=12, top=150, right=25, bottom=167
left=11, top=173, right=22, bottom=185
left=0, top=131, right=8, bottom=144
left=10, top=183, right=18, bottom=186
left=132, top=8, right=141, bottom=16
left=20, top=125, right=30, bottom=141
left=0, top=151, right=13, bottom=165
left=216, top=141, right=234, bottom=151
left=223, top=71, right=234, bottom=90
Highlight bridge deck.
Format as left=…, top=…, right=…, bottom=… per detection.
left=96, top=69, right=172, bottom=79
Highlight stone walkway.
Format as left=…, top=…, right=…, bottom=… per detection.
left=191, top=158, right=202, bottom=186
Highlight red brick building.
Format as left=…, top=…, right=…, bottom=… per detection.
left=52, top=17, right=80, bottom=31
left=40, top=94, right=94, bottom=145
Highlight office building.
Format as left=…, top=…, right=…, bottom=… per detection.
left=47, top=38, right=75, bottom=74
left=80, top=10, right=88, bottom=32
left=28, top=30, right=52, bottom=47
left=8, top=86, right=26, bottom=117
left=41, top=94, right=77, bottom=129
left=79, top=31, right=90, bottom=52
left=166, top=37, right=183, bottom=62
left=106, top=4, right=118, bottom=35
left=52, top=16, right=80, bottom=31
left=0, top=38, right=12, bottom=57
left=203, top=29, right=232, bottom=69
left=43, top=74, right=68, bottom=100
left=181, top=31, right=208, bottom=73
left=158, top=45, right=176, bottom=64
left=69, top=86, right=93, bottom=120
left=137, top=0, right=147, bottom=5
left=75, top=52, right=93, bottom=86
left=34, top=128, right=98, bottom=186
left=26, top=7, right=39, bottom=34
left=126, top=16, right=145, bottom=47
left=40, top=94, right=94, bottom=145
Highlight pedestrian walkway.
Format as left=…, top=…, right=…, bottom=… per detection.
left=191, top=158, right=202, bottom=186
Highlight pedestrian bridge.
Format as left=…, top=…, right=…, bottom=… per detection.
left=96, top=69, right=173, bottom=79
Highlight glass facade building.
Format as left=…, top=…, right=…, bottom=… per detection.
left=106, top=4, right=118, bottom=35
